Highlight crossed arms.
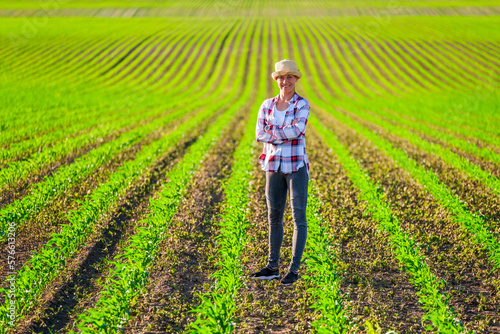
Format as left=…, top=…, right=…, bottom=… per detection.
left=255, top=101, right=310, bottom=144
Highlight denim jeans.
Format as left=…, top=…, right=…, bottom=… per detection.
left=265, top=165, right=308, bottom=273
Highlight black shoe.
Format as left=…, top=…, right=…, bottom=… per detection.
left=250, top=267, right=280, bottom=280
left=280, top=271, right=299, bottom=285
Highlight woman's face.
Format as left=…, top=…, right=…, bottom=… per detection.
left=276, top=74, right=298, bottom=94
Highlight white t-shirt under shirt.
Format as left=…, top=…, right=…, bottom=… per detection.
left=271, top=103, right=288, bottom=127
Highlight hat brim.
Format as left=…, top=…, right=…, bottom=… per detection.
left=272, top=70, right=302, bottom=80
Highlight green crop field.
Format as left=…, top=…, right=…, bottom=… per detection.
left=0, top=0, right=499, bottom=333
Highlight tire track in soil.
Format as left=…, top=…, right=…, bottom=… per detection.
left=316, top=108, right=500, bottom=332
left=307, top=122, right=424, bottom=333
left=8, top=119, right=215, bottom=334
left=122, top=109, right=248, bottom=334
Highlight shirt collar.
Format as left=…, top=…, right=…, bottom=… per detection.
left=271, top=91, right=298, bottom=107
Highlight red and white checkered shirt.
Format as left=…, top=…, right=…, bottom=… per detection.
left=256, top=91, right=310, bottom=174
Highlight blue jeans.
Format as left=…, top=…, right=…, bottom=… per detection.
left=265, top=165, right=308, bottom=273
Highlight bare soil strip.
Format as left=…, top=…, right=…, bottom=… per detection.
left=311, top=110, right=424, bottom=333
left=123, top=108, right=248, bottom=334
left=341, top=108, right=500, bottom=234
left=0, top=113, right=195, bottom=281
left=8, top=119, right=214, bottom=333
left=364, top=109, right=500, bottom=179
left=317, top=107, right=500, bottom=331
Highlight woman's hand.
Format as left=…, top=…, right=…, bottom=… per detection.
left=291, top=119, right=299, bottom=126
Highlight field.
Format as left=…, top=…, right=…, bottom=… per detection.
left=0, top=0, right=499, bottom=333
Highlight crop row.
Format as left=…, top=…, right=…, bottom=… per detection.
left=0, top=17, right=247, bottom=202
left=313, top=115, right=464, bottom=332
left=0, top=105, right=200, bottom=241
left=186, top=17, right=263, bottom=330
left=285, top=15, right=497, bottom=331
left=1, top=18, right=235, bottom=141
left=0, top=105, right=173, bottom=193
left=0, top=20, right=254, bottom=333
left=287, top=17, right=500, bottom=216
left=2, top=2, right=499, bottom=18
left=0, top=15, right=250, bottom=236
left=0, top=99, right=226, bottom=331
left=72, top=93, right=245, bottom=333
left=0, top=13, right=498, bottom=332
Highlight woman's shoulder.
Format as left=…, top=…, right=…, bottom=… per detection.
left=294, top=93, right=310, bottom=108
left=260, top=96, right=276, bottom=109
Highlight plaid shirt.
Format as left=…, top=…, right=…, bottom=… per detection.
left=255, top=91, right=310, bottom=174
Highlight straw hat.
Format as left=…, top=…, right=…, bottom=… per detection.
left=271, top=59, right=302, bottom=80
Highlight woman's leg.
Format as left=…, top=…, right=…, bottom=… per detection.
left=287, top=166, right=308, bottom=273
left=265, top=170, right=288, bottom=269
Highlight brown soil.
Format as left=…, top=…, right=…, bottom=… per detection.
left=316, top=106, right=500, bottom=332
left=155, top=25, right=215, bottom=85
left=361, top=108, right=500, bottom=179
left=382, top=39, right=442, bottom=90
left=0, top=107, right=170, bottom=208
left=294, top=22, right=342, bottom=100
left=122, top=106, right=248, bottom=334
left=339, top=107, right=500, bottom=242
left=379, top=39, right=432, bottom=91
left=311, top=110, right=426, bottom=332
left=349, top=32, right=411, bottom=96
left=419, top=40, right=493, bottom=84
left=342, top=32, right=401, bottom=97
left=450, top=41, right=500, bottom=71
left=326, top=23, right=387, bottom=97
left=11, top=113, right=216, bottom=334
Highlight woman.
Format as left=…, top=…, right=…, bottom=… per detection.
left=251, top=59, right=310, bottom=286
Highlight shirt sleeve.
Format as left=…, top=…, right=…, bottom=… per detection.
left=256, top=101, right=285, bottom=144
left=270, top=101, right=310, bottom=141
